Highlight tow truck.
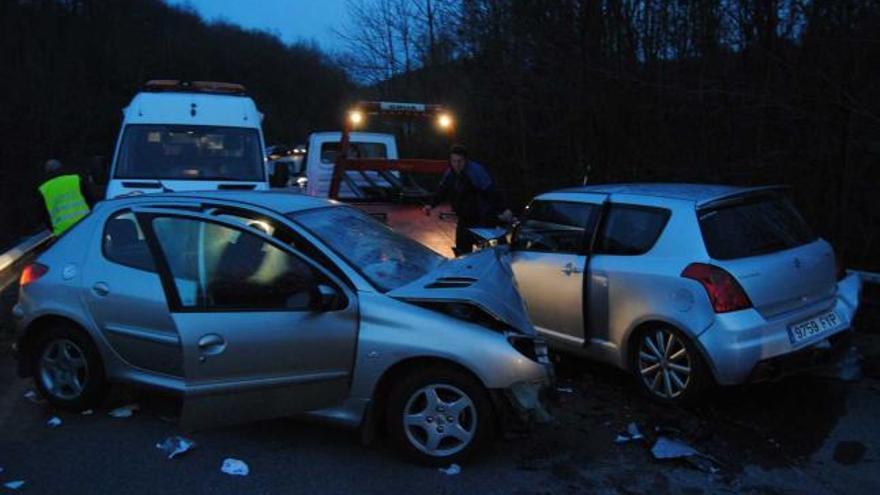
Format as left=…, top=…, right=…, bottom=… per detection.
left=301, top=101, right=459, bottom=256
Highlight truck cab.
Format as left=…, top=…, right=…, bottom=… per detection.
left=304, top=131, right=399, bottom=199
left=105, top=80, right=269, bottom=199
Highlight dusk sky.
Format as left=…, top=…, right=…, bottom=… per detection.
left=165, top=0, right=349, bottom=52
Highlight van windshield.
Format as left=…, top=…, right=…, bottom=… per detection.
left=115, top=124, right=264, bottom=181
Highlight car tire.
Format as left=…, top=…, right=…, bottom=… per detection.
left=630, top=325, right=711, bottom=404
left=32, top=324, right=108, bottom=411
left=385, top=365, right=495, bottom=466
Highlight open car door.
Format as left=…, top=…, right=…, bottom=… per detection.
left=134, top=207, right=359, bottom=430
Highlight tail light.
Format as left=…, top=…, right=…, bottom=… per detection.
left=19, top=263, right=49, bottom=287
left=681, top=263, right=752, bottom=313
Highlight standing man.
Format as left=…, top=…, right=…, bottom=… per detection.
left=423, top=145, right=514, bottom=255
left=37, top=159, right=93, bottom=236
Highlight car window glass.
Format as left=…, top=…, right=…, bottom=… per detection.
left=102, top=211, right=156, bottom=272
left=597, top=205, right=669, bottom=255
left=152, top=217, right=317, bottom=310
left=320, top=141, right=387, bottom=164
left=698, top=193, right=816, bottom=260
left=512, top=201, right=595, bottom=254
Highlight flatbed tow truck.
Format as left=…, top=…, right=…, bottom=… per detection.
left=317, top=101, right=460, bottom=257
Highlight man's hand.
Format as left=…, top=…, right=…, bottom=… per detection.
left=497, top=209, right=515, bottom=224
left=422, top=205, right=433, bottom=216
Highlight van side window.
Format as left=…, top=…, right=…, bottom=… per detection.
left=512, top=201, right=597, bottom=254
left=596, top=205, right=670, bottom=255
left=102, top=211, right=156, bottom=272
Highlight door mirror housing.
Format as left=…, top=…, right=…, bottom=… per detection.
left=309, top=284, right=341, bottom=312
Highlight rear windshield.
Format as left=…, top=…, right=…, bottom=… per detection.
left=115, top=124, right=264, bottom=181
left=699, top=193, right=817, bottom=260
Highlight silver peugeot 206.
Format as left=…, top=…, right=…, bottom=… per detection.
left=507, top=184, right=861, bottom=403
left=13, top=191, right=552, bottom=465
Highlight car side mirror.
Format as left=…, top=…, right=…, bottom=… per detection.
left=309, top=284, right=341, bottom=312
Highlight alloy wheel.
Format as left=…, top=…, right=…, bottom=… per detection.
left=38, top=338, right=89, bottom=400
left=637, top=329, right=692, bottom=399
left=402, top=384, right=477, bottom=457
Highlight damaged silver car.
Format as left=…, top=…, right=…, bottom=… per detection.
left=12, top=191, right=553, bottom=465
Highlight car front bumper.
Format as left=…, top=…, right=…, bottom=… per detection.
left=697, top=272, right=861, bottom=385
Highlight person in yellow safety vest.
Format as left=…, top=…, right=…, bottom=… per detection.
left=37, top=159, right=94, bottom=236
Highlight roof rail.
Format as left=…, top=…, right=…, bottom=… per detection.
left=696, top=185, right=790, bottom=209
left=144, top=80, right=248, bottom=95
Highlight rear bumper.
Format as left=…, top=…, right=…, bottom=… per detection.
left=697, top=272, right=861, bottom=385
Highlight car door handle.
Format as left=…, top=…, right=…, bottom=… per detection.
left=561, top=263, right=582, bottom=276
left=92, top=282, right=110, bottom=296
left=197, top=334, right=227, bottom=357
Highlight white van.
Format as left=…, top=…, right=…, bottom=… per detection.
left=105, top=80, right=269, bottom=198
left=304, top=131, right=399, bottom=198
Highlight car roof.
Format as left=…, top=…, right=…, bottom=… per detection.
left=100, top=190, right=337, bottom=214
left=550, top=183, right=784, bottom=205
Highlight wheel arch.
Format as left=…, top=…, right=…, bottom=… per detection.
left=623, top=319, right=719, bottom=382
left=17, top=314, right=95, bottom=377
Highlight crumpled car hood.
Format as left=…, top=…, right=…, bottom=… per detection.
left=387, top=248, right=536, bottom=335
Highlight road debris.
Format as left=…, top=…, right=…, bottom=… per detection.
left=615, top=422, right=645, bottom=443
left=3, top=481, right=25, bottom=490
left=221, top=458, right=249, bottom=476
left=23, top=390, right=44, bottom=404
left=556, top=387, right=575, bottom=394
left=651, top=437, right=721, bottom=473
left=81, top=409, right=94, bottom=416
left=46, top=416, right=62, bottom=428
left=108, top=403, right=140, bottom=418
left=438, top=463, right=461, bottom=475
left=155, top=436, right=196, bottom=459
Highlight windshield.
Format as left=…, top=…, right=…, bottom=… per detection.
left=115, top=124, right=264, bottom=181
left=290, top=206, right=445, bottom=292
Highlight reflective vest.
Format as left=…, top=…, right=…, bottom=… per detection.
left=39, top=174, right=90, bottom=236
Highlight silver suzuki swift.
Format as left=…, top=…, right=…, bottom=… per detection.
left=508, top=184, right=861, bottom=403
left=13, top=191, right=552, bottom=465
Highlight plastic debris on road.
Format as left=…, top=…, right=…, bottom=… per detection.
left=556, top=387, right=575, bottom=394
left=23, top=390, right=45, bottom=404
left=47, top=416, right=62, bottom=428
left=81, top=409, right=94, bottom=416
left=4, top=481, right=26, bottom=490
left=156, top=436, right=196, bottom=459
left=614, top=422, right=645, bottom=443
left=438, top=464, right=461, bottom=476
left=221, top=458, right=250, bottom=476
left=108, top=404, right=140, bottom=418
left=651, top=437, right=721, bottom=473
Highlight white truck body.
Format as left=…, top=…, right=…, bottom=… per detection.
left=106, top=91, right=268, bottom=198
left=304, top=131, right=398, bottom=198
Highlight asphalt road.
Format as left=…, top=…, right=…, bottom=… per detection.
left=2, top=281, right=880, bottom=494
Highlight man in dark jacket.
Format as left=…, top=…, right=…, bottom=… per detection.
left=423, top=145, right=513, bottom=255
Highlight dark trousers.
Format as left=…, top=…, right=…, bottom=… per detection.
left=455, top=222, right=494, bottom=256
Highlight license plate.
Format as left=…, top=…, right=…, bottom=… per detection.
left=787, top=310, right=843, bottom=345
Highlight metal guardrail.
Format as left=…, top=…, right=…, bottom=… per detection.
left=0, top=230, right=52, bottom=292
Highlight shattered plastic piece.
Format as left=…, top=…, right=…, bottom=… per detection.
left=4, top=481, right=25, bottom=490
left=556, top=387, right=575, bottom=394
left=108, top=404, right=140, bottom=418
left=221, top=458, right=250, bottom=476
left=438, top=464, right=461, bottom=476
left=651, top=437, right=700, bottom=459
left=81, top=409, right=94, bottom=415
left=156, top=436, right=196, bottom=459
left=23, top=390, right=45, bottom=404
left=47, top=416, right=62, bottom=428
left=615, top=422, right=645, bottom=443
